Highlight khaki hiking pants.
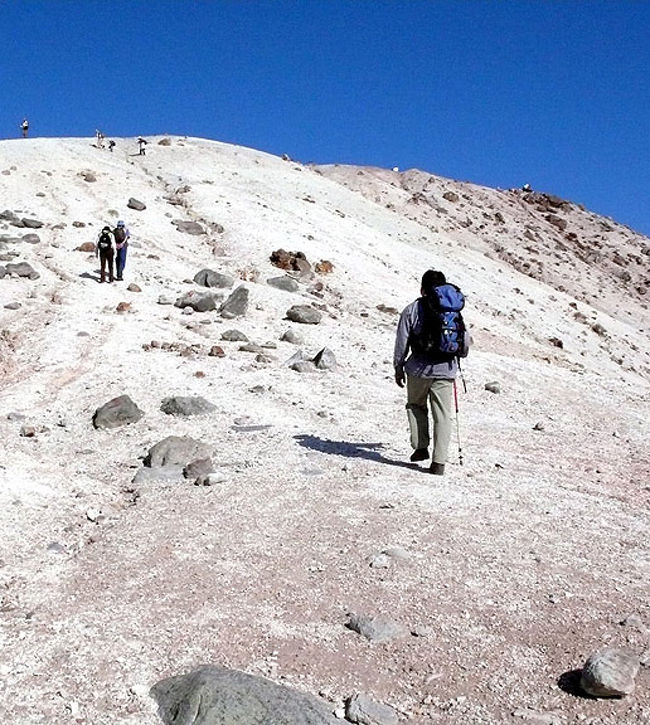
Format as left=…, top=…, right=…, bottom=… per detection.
left=406, top=376, right=454, bottom=465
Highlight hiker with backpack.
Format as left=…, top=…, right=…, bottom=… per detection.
left=394, top=270, right=469, bottom=475
left=137, top=137, right=148, bottom=155
left=21, top=118, right=29, bottom=138
left=113, top=220, right=130, bottom=281
left=96, top=226, right=116, bottom=283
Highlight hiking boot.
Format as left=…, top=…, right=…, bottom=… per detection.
left=410, top=448, right=429, bottom=462
left=428, top=462, right=445, bottom=475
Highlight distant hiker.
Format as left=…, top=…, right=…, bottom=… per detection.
left=95, top=130, right=105, bottom=149
left=108, top=139, right=116, bottom=152
left=137, top=137, right=148, bottom=155
left=96, top=226, right=115, bottom=283
left=522, top=183, right=532, bottom=192
left=113, top=220, right=130, bottom=281
left=394, top=270, right=469, bottom=475
left=21, top=118, right=29, bottom=138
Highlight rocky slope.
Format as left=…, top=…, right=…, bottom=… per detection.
left=0, top=136, right=648, bottom=724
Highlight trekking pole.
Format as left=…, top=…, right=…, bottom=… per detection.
left=453, top=379, right=463, bottom=466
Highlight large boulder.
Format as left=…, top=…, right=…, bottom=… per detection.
left=5, top=262, right=39, bottom=280
left=160, top=396, right=216, bottom=417
left=174, top=290, right=221, bottom=313
left=580, top=648, right=639, bottom=697
left=193, top=268, right=234, bottom=289
left=127, top=197, right=146, bottom=211
left=287, top=305, right=322, bottom=325
left=221, top=329, right=248, bottom=342
left=313, top=347, right=336, bottom=370
left=267, top=276, right=299, bottom=293
left=93, top=395, right=144, bottom=429
left=346, top=693, right=398, bottom=725
left=172, top=220, right=205, bottom=235
left=144, top=436, right=210, bottom=468
left=151, top=665, right=337, bottom=725
left=21, top=218, right=44, bottom=229
left=220, top=285, right=249, bottom=319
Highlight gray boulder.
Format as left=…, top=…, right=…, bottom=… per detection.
left=160, top=396, right=216, bottom=417
left=287, top=305, right=321, bottom=324
left=345, top=613, right=408, bottom=643
left=144, top=436, right=210, bottom=468
left=580, top=648, right=639, bottom=697
left=221, top=329, right=248, bottom=342
left=0, top=266, right=5, bottom=279
left=174, top=290, right=221, bottom=313
left=267, top=276, right=299, bottom=293
left=291, top=360, right=317, bottom=373
left=132, top=466, right=184, bottom=484
left=281, top=328, right=304, bottom=344
left=0, top=210, right=19, bottom=223
left=346, top=693, right=398, bottom=725
left=485, top=381, right=501, bottom=394
left=183, top=458, right=214, bottom=480
left=313, top=347, right=336, bottom=370
left=194, top=268, right=234, bottom=289
left=93, top=395, right=144, bottom=429
left=21, top=233, right=40, bottom=244
left=172, top=220, right=205, bottom=235
left=151, top=665, right=337, bottom=725
left=6, top=262, right=39, bottom=280
left=220, top=285, right=249, bottom=319
left=21, top=218, right=44, bottom=229
left=127, top=197, right=146, bottom=211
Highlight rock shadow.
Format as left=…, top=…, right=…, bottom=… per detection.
left=79, top=271, right=102, bottom=282
left=557, top=669, right=594, bottom=699
left=294, top=434, right=418, bottom=471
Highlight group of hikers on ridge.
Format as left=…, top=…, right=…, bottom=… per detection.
left=96, top=221, right=130, bottom=283
left=394, top=269, right=469, bottom=475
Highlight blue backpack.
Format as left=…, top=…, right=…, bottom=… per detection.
left=414, top=283, right=466, bottom=359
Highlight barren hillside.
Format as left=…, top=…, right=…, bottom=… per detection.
left=0, top=136, right=648, bottom=724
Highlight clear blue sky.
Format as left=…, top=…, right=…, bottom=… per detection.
left=2, top=1, right=649, bottom=235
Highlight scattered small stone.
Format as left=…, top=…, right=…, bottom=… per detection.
left=270, top=248, right=310, bottom=273
left=158, top=137, right=172, bottom=146
left=4, top=302, right=21, bottom=310
left=93, top=395, right=144, bottom=429
left=239, top=343, right=263, bottom=353
left=47, top=542, right=66, bottom=554
left=195, top=471, right=227, bottom=486
left=116, top=301, right=131, bottom=313
left=86, top=508, right=101, bottom=523
left=376, top=304, right=398, bottom=315
left=194, top=269, right=234, bottom=289
left=172, top=220, right=205, bottom=235
left=443, top=190, right=459, bottom=203
left=221, top=329, right=248, bottom=342
left=72, top=221, right=86, bottom=228
left=144, top=436, right=210, bottom=468
left=313, top=347, right=336, bottom=370
left=255, top=353, right=273, bottom=364
left=127, top=197, right=146, bottom=211
left=183, top=458, right=214, bottom=480
left=315, top=260, right=334, bottom=275
left=220, top=285, right=249, bottom=318
left=160, top=396, right=216, bottom=417
left=158, top=295, right=173, bottom=305
left=175, top=290, right=221, bottom=312
left=209, top=345, right=225, bottom=357
left=267, top=276, right=299, bottom=293
left=5, top=262, right=39, bottom=279
left=533, top=422, right=545, bottom=431
left=580, top=647, right=639, bottom=697
left=549, top=337, right=564, bottom=348
left=281, top=328, right=304, bottom=344
left=346, top=692, right=398, bottom=725
left=345, top=613, right=407, bottom=643
left=81, top=171, right=96, bottom=182
left=21, top=233, right=40, bottom=244
left=485, top=381, right=501, bottom=394
left=127, top=283, right=141, bottom=292
left=287, top=305, right=322, bottom=324
left=21, top=218, right=44, bottom=229
left=19, top=425, right=36, bottom=437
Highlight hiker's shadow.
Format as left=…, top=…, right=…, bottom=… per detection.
left=79, top=271, right=101, bottom=282
left=294, top=434, right=418, bottom=470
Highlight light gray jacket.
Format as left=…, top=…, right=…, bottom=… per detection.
left=393, top=298, right=469, bottom=379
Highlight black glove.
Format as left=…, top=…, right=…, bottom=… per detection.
left=395, top=368, right=405, bottom=388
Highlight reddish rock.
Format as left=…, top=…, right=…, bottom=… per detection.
left=315, top=260, right=334, bottom=275
left=76, top=241, right=95, bottom=252
left=209, top=346, right=225, bottom=358
left=116, top=302, right=131, bottom=313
